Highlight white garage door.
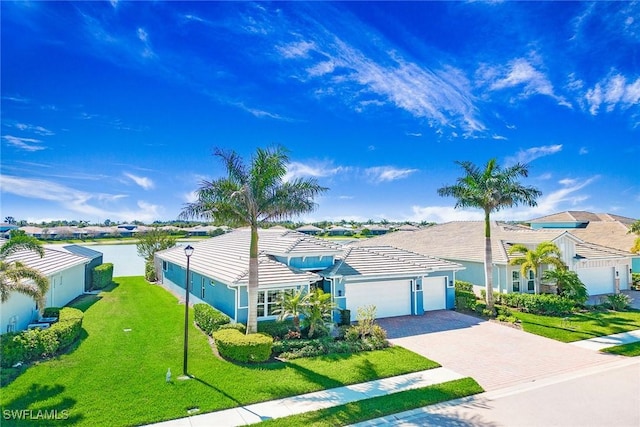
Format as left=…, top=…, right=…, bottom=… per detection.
left=580, top=267, right=614, bottom=295
left=346, top=280, right=411, bottom=321
left=423, top=277, right=446, bottom=311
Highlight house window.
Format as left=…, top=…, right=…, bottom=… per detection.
left=526, top=270, right=535, bottom=293
left=257, top=289, right=288, bottom=317
left=201, top=277, right=206, bottom=299
left=512, top=271, right=520, bottom=292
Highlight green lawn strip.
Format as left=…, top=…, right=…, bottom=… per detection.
left=511, top=309, right=640, bottom=343
left=601, top=341, right=640, bottom=357
left=256, top=377, right=483, bottom=427
left=1, top=277, right=439, bottom=427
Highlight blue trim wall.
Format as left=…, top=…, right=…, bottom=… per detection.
left=531, top=222, right=587, bottom=229
left=633, top=257, right=640, bottom=273
left=273, top=255, right=335, bottom=270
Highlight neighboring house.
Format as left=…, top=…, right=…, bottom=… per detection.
left=296, top=225, right=324, bottom=235
left=1, top=247, right=88, bottom=333
left=528, top=211, right=639, bottom=272
left=354, top=221, right=637, bottom=298
left=60, top=245, right=104, bottom=291
left=366, top=225, right=390, bottom=236
left=394, top=224, right=420, bottom=232
left=327, top=225, right=353, bottom=236
left=0, top=223, right=19, bottom=238
left=155, top=227, right=463, bottom=324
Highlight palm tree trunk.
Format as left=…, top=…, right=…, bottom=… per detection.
left=246, top=225, right=259, bottom=334
left=484, top=211, right=495, bottom=312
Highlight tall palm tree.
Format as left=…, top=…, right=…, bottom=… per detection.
left=180, top=146, right=327, bottom=334
left=508, top=241, right=566, bottom=294
left=0, top=231, right=50, bottom=313
left=438, top=159, right=541, bottom=312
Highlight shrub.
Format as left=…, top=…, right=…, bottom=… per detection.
left=213, top=329, right=272, bottom=363
left=455, top=290, right=477, bottom=311
left=193, top=303, right=230, bottom=335
left=455, top=280, right=474, bottom=292
left=603, top=294, right=632, bottom=311
left=258, top=319, right=296, bottom=339
left=92, top=263, right=114, bottom=289
left=495, top=292, right=574, bottom=316
left=0, top=307, right=84, bottom=367
left=338, top=309, right=351, bottom=326
left=144, top=261, right=156, bottom=282
left=217, top=323, right=247, bottom=334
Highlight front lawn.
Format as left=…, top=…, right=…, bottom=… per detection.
left=510, top=309, right=640, bottom=342
left=601, top=341, right=640, bottom=357
left=257, top=377, right=483, bottom=426
left=1, top=277, right=440, bottom=427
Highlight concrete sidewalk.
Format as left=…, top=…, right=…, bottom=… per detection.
left=569, top=329, right=640, bottom=351
left=146, top=367, right=465, bottom=427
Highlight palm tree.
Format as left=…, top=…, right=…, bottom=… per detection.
left=508, top=241, right=566, bottom=294
left=273, top=288, right=306, bottom=332
left=180, top=146, right=327, bottom=334
left=438, top=159, right=541, bottom=312
left=0, top=231, right=50, bottom=314
left=301, top=288, right=335, bottom=338
left=542, top=268, right=588, bottom=305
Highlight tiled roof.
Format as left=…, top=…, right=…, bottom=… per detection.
left=4, top=247, right=88, bottom=276
left=61, top=245, right=103, bottom=260
left=322, top=245, right=463, bottom=278
left=353, top=221, right=634, bottom=264
left=156, top=228, right=330, bottom=286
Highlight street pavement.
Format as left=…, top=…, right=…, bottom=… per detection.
left=352, top=357, right=640, bottom=427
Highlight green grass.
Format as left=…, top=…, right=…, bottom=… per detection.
left=511, top=308, right=640, bottom=342
left=257, top=377, right=483, bottom=426
left=601, top=341, right=640, bottom=357
left=1, top=277, right=440, bottom=427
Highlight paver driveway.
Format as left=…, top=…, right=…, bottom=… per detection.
left=377, top=310, right=622, bottom=391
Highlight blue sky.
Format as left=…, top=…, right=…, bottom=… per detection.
left=1, top=1, right=639, bottom=225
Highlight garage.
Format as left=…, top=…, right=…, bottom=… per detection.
left=580, top=267, right=614, bottom=295
left=346, top=279, right=411, bottom=321
left=423, top=276, right=446, bottom=311
left=619, top=266, right=629, bottom=291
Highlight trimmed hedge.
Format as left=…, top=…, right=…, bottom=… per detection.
left=493, top=292, right=574, bottom=316
left=193, top=303, right=230, bottom=335
left=92, top=263, right=114, bottom=289
left=42, top=307, right=61, bottom=318
left=212, top=329, right=273, bottom=363
left=0, top=307, right=84, bottom=368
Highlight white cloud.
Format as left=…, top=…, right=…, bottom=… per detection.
left=0, top=175, right=162, bottom=223
left=409, top=205, right=483, bottom=223
left=585, top=72, right=640, bottom=115
left=284, top=161, right=348, bottom=182
left=12, top=123, right=55, bottom=136
left=505, top=144, right=562, bottom=165
left=365, top=166, right=418, bottom=183
left=183, top=190, right=199, bottom=203
left=2, top=135, right=46, bottom=151
left=277, top=41, right=316, bottom=59
left=124, top=172, right=155, bottom=190
left=579, top=147, right=589, bottom=155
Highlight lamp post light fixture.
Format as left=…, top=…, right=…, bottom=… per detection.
left=182, top=245, right=194, bottom=377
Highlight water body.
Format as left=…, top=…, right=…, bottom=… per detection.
left=78, top=244, right=146, bottom=277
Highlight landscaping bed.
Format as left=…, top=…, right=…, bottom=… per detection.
left=0, top=276, right=447, bottom=427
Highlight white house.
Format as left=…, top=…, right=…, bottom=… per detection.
left=1, top=247, right=88, bottom=333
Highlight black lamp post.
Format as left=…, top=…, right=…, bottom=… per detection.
left=183, top=245, right=194, bottom=376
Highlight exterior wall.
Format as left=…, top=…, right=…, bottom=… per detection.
left=633, top=257, right=640, bottom=273
left=47, top=264, right=85, bottom=308
left=531, top=222, right=586, bottom=229
left=1, top=263, right=86, bottom=334
left=1, top=292, right=38, bottom=333
left=274, top=255, right=334, bottom=271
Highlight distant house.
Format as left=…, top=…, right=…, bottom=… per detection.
left=366, top=224, right=389, bottom=236
left=355, top=221, right=637, bottom=298
left=0, top=223, right=19, bottom=238
left=1, top=246, right=88, bottom=333
left=296, top=225, right=324, bottom=235
left=327, top=225, right=353, bottom=236
left=395, top=224, right=420, bottom=232
left=155, top=228, right=463, bottom=324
